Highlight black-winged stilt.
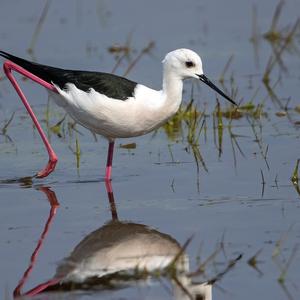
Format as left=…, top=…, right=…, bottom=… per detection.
left=14, top=184, right=212, bottom=299
left=0, top=49, right=236, bottom=180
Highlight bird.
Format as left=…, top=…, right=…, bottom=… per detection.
left=50, top=221, right=212, bottom=300
left=0, top=48, right=236, bottom=180
left=14, top=185, right=211, bottom=299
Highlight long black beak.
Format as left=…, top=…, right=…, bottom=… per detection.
left=198, top=74, right=237, bottom=106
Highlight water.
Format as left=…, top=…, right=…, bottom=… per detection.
left=0, top=0, right=300, bottom=299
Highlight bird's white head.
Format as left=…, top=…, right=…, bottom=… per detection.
left=162, top=48, right=203, bottom=80
left=162, top=48, right=237, bottom=106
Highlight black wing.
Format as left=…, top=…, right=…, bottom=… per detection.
left=0, top=51, right=137, bottom=100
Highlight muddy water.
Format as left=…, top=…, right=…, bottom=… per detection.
left=0, top=1, right=300, bottom=299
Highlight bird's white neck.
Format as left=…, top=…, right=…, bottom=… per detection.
left=162, top=68, right=183, bottom=115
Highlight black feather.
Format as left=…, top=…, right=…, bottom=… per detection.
left=0, top=51, right=137, bottom=100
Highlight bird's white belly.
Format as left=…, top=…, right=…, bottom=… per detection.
left=50, top=84, right=174, bottom=139
left=68, top=99, right=165, bottom=138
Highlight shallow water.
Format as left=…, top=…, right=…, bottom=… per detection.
left=0, top=1, right=300, bottom=299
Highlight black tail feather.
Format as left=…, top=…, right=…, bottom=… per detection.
left=0, top=50, right=10, bottom=60
left=0, top=50, right=62, bottom=85
left=0, top=50, right=40, bottom=71
left=0, top=50, right=137, bottom=99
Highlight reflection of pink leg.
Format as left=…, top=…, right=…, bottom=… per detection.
left=13, top=187, right=60, bottom=297
left=105, top=179, right=118, bottom=220
left=105, top=141, right=115, bottom=181
left=3, top=61, right=58, bottom=178
left=23, top=277, right=62, bottom=296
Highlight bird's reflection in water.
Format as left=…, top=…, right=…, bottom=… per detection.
left=15, top=182, right=211, bottom=300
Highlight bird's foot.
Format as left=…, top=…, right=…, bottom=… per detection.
left=35, top=158, right=58, bottom=178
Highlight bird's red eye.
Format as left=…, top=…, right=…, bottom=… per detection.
left=185, top=61, right=195, bottom=68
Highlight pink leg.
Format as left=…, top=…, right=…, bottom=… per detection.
left=105, top=179, right=118, bottom=220
left=105, top=141, right=115, bottom=181
left=3, top=61, right=58, bottom=178
left=13, top=187, right=60, bottom=297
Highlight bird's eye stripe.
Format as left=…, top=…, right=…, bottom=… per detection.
left=185, top=61, right=195, bottom=68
